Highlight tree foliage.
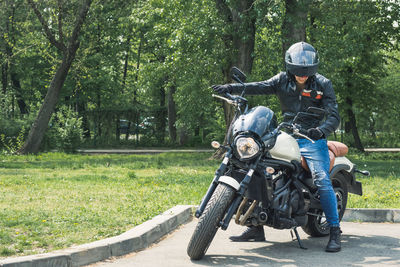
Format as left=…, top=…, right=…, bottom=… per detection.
left=0, top=0, right=399, bottom=152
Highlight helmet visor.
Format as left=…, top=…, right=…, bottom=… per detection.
left=287, top=50, right=318, bottom=66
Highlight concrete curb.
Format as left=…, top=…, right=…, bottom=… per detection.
left=343, top=208, right=400, bottom=223
left=0, top=205, right=193, bottom=267
left=1, top=206, right=399, bottom=267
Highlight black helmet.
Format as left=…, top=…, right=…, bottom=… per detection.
left=285, top=42, right=319, bottom=77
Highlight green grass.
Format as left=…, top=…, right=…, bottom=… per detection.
left=0, top=152, right=217, bottom=258
left=347, top=153, right=400, bottom=209
left=0, top=151, right=399, bottom=257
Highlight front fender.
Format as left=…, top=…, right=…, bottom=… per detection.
left=219, top=176, right=240, bottom=191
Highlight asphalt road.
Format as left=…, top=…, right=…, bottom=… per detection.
left=90, top=220, right=400, bottom=267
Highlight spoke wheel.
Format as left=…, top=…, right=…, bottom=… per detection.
left=187, top=184, right=236, bottom=260
left=302, top=173, right=348, bottom=237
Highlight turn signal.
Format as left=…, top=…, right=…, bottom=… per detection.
left=211, top=141, right=221, bottom=149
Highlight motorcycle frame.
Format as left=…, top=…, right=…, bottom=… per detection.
left=195, top=140, right=362, bottom=231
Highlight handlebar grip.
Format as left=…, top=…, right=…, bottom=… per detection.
left=225, top=92, right=233, bottom=98
left=298, top=128, right=308, bottom=136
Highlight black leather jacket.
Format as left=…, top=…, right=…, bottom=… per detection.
left=229, top=72, right=340, bottom=137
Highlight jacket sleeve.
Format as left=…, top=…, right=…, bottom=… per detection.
left=319, top=79, right=340, bottom=137
left=229, top=73, right=282, bottom=95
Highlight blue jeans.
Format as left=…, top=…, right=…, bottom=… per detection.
left=297, top=138, right=340, bottom=227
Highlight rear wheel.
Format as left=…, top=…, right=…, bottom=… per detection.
left=302, top=173, right=348, bottom=237
left=187, top=184, right=236, bottom=260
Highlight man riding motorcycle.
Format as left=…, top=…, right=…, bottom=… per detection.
left=212, top=41, right=342, bottom=252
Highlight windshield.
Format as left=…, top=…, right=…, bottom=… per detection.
left=231, top=106, right=277, bottom=139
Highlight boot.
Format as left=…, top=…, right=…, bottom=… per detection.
left=325, top=226, right=341, bottom=252
left=229, top=225, right=265, bottom=242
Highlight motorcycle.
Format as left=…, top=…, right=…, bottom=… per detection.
left=187, top=67, right=369, bottom=260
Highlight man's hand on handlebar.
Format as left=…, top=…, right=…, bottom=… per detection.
left=211, top=84, right=232, bottom=94
left=307, top=128, right=324, bottom=140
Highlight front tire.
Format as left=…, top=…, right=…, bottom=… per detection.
left=187, top=184, right=236, bottom=260
left=302, top=173, right=348, bottom=237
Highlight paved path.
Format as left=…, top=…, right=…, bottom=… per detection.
left=364, top=148, right=400, bottom=152
left=90, top=220, right=400, bottom=267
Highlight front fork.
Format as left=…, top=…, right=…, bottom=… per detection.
left=220, top=160, right=258, bottom=230
left=195, top=149, right=260, bottom=231
left=195, top=149, right=232, bottom=218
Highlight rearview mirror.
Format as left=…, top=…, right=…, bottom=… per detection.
left=283, top=112, right=296, bottom=121
left=306, top=107, right=326, bottom=117
left=231, top=67, right=247, bottom=83
left=293, top=107, right=326, bottom=124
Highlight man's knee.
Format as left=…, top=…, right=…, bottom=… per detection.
left=313, top=172, right=333, bottom=190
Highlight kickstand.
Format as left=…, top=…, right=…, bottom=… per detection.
left=290, top=227, right=307, bottom=250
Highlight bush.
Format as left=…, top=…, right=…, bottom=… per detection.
left=44, top=107, right=83, bottom=152
left=0, top=126, right=26, bottom=154
left=0, top=116, right=32, bottom=154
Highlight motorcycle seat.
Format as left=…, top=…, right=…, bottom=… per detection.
left=301, top=141, right=348, bottom=172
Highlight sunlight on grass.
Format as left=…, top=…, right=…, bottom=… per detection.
left=0, top=152, right=399, bottom=257
left=347, top=155, right=400, bottom=209
left=0, top=152, right=218, bottom=257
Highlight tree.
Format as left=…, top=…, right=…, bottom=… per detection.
left=2, top=0, right=397, bottom=152
left=18, top=0, right=92, bottom=154
left=214, top=0, right=257, bottom=129
left=310, top=0, right=400, bottom=151
left=282, top=0, right=311, bottom=53
left=0, top=0, right=29, bottom=117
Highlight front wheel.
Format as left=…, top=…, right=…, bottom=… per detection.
left=187, top=183, right=236, bottom=260
left=302, top=173, right=348, bottom=237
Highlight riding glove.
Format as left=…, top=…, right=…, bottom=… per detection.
left=307, top=127, right=324, bottom=140
left=211, top=84, right=232, bottom=94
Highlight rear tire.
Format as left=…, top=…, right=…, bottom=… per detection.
left=302, top=173, right=348, bottom=237
left=187, top=184, right=236, bottom=260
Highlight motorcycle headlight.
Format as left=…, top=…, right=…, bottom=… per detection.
left=235, top=137, right=260, bottom=159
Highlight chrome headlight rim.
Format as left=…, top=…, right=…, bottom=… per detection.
left=233, top=135, right=261, bottom=160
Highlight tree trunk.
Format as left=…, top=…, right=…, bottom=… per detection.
left=122, top=36, right=130, bottom=87
left=155, top=87, right=167, bottom=144
left=10, top=70, right=29, bottom=115
left=116, top=115, right=121, bottom=141
left=213, top=0, right=257, bottom=158
left=1, top=0, right=10, bottom=115
left=231, top=0, right=256, bottom=75
left=3, top=1, right=29, bottom=115
left=345, top=97, right=364, bottom=152
left=214, top=0, right=257, bottom=105
left=125, top=121, right=131, bottom=141
left=134, top=34, right=143, bottom=102
left=1, top=63, right=7, bottom=112
left=167, top=85, right=177, bottom=143
left=19, top=49, right=79, bottom=153
left=78, top=102, right=91, bottom=139
left=282, top=0, right=311, bottom=54
left=18, top=0, right=92, bottom=154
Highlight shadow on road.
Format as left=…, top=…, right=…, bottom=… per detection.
left=194, top=233, right=400, bottom=266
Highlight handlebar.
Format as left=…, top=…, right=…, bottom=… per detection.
left=212, top=93, right=248, bottom=108
left=212, top=94, right=234, bottom=104
left=261, top=122, right=315, bottom=143
left=213, top=92, right=315, bottom=143
left=293, top=128, right=315, bottom=143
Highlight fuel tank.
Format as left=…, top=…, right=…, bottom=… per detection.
left=269, top=131, right=301, bottom=163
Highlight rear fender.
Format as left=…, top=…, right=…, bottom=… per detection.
left=330, top=157, right=362, bottom=196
